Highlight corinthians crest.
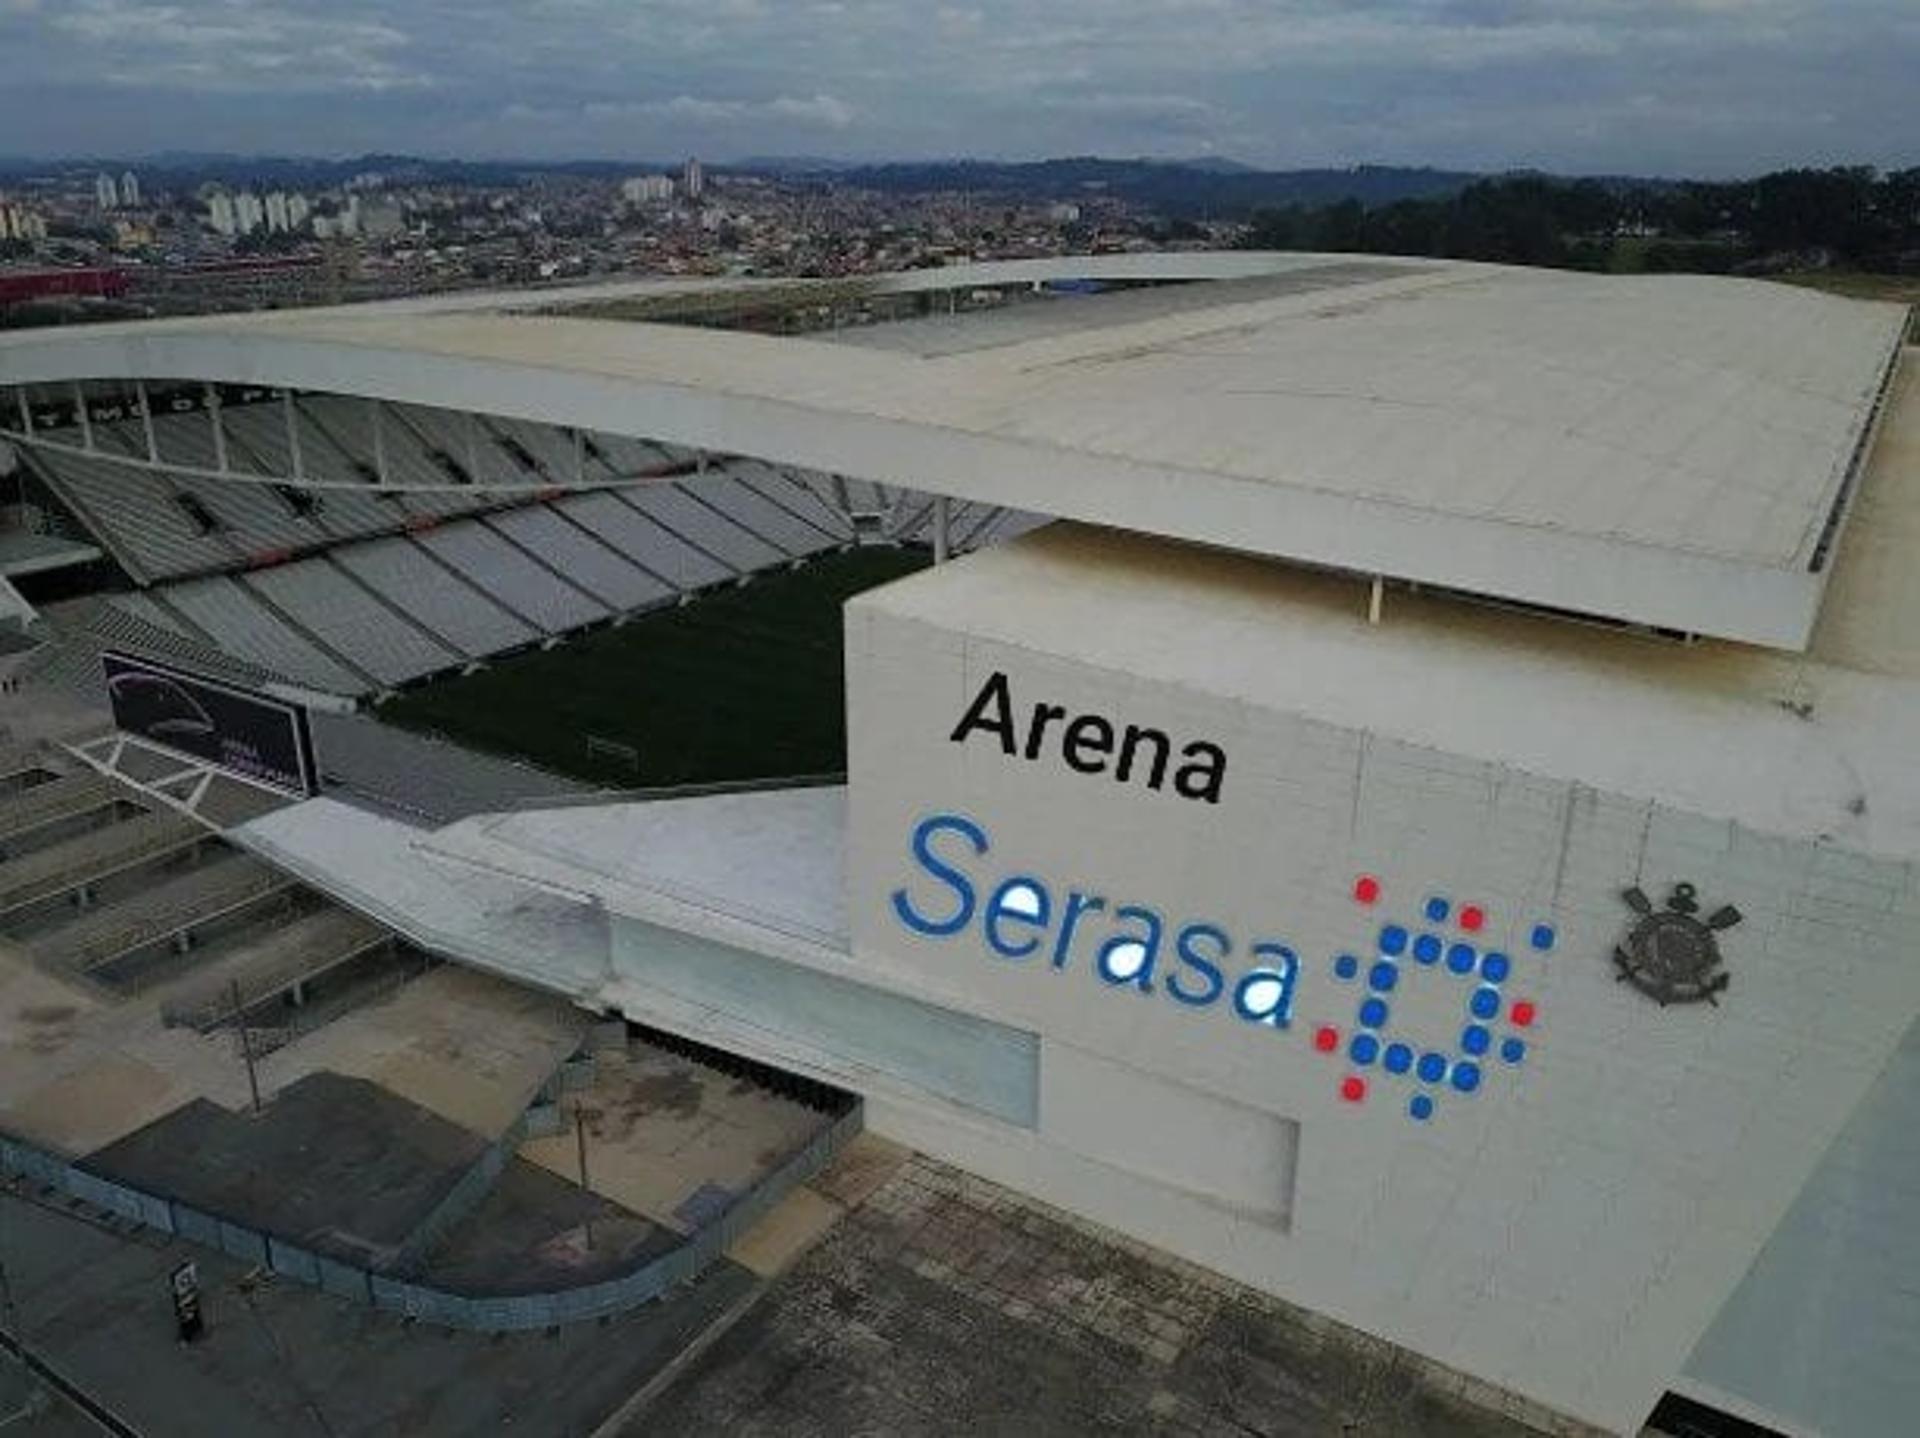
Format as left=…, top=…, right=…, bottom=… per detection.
left=1614, top=882, right=1740, bottom=1005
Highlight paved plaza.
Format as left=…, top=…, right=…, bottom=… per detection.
left=638, top=1152, right=1558, bottom=1437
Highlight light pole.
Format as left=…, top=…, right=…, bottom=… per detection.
left=573, top=1100, right=599, bottom=1251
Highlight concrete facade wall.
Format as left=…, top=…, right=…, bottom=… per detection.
left=841, top=600, right=1920, bottom=1435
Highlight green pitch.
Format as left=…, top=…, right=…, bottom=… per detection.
left=378, top=547, right=930, bottom=788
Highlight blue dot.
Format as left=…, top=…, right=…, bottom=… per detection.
left=1378, top=924, right=1408, bottom=956
left=1350, top=1033, right=1380, bottom=1065
left=1425, top=896, right=1451, bottom=923
left=1481, top=952, right=1511, bottom=984
left=1461, top=1024, right=1490, bottom=1056
left=1334, top=953, right=1359, bottom=981
left=1531, top=924, right=1555, bottom=952
left=1383, top=1042, right=1413, bottom=1075
left=1413, top=933, right=1442, bottom=965
left=1416, top=1052, right=1447, bottom=1084
left=1368, top=961, right=1398, bottom=993
left=1451, top=1061, right=1482, bottom=1094
left=1359, top=997, right=1390, bottom=1029
left=1470, top=986, right=1501, bottom=1020
left=1409, top=1094, right=1434, bottom=1121
left=1500, top=1037, right=1527, bottom=1065
left=1446, top=943, right=1477, bottom=975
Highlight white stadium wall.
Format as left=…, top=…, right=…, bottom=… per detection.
left=840, top=565, right=1920, bottom=1434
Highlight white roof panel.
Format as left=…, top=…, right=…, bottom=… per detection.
left=0, top=253, right=1906, bottom=648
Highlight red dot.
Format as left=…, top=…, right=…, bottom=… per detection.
left=1340, top=1076, right=1367, bottom=1103
left=1353, top=875, right=1381, bottom=905
left=1511, top=1000, right=1537, bottom=1027
left=1314, top=1025, right=1340, bottom=1053
left=1459, top=905, right=1485, bottom=932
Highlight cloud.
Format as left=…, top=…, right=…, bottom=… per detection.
left=573, top=92, right=855, bottom=129
left=35, top=0, right=427, bottom=94
left=0, top=0, right=1911, bottom=175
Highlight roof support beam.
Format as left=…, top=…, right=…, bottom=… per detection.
left=284, top=389, right=304, bottom=481
left=72, top=382, right=92, bottom=451
left=136, top=379, right=159, bottom=464
left=206, top=383, right=228, bottom=472
left=369, top=397, right=388, bottom=485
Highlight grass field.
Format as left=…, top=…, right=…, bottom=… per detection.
left=378, top=547, right=930, bottom=788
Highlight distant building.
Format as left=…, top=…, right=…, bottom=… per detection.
left=621, top=175, right=674, bottom=205
left=0, top=203, right=47, bottom=242
left=1047, top=203, right=1081, bottom=224
left=683, top=157, right=705, bottom=201
left=94, top=172, right=118, bottom=211
left=119, top=171, right=140, bottom=208
left=234, top=191, right=266, bottom=236
left=287, top=194, right=311, bottom=230
left=206, top=191, right=238, bottom=237
left=265, top=192, right=291, bottom=234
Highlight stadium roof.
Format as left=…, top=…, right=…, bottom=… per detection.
left=1, top=252, right=1908, bottom=649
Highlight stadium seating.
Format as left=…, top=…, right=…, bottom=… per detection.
left=296, top=396, right=497, bottom=525
left=163, top=574, right=369, bottom=694
left=146, top=411, right=224, bottom=471
left=390, top=402, right=527, bottom=488
left=103, top=590, right=192, bottom=637
left=243, top=559, right=459, bottom=687
left=331, top=537, right=539, bottom=659
left=174, top=471, right=326, bottom=559
left=553, top=491, right=733, bottom=592
left=621, top=480, right=787, bottom=573
left=27, top=448, right=244, bottom=581
left=218, top=401, right=413, bottom=544
left=487, top=416, right=617, bottom=485
left=483, top=506, right=675, bottom=613
left=17, top=388, right=1048, bottom=702
left=414, top=519, right=609, bottom=634
left=584, top=429, right=682, bottom=475
left=686, top=463, right=845, bottom=556
left=732, top=462, right=858, bottom=542
left=297, top=395, right=446, bottom=490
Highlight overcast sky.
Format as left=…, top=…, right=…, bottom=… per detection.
left=0, top=0, right=1913, bottom=177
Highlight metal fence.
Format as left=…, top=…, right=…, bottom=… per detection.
left=0, top=1097, right=862, bottom=1332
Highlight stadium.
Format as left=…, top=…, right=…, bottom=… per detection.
left=0, top=251, right=1914, bottom=1437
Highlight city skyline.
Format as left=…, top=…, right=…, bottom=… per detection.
left=0, top=1, right=1914, bottom=179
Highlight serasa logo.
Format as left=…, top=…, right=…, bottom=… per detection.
left=1315, top=874, right=1547, bottom=1123
left=889, top=813, right=1551, bottom=1123
left=891, top=812, right=1300, bottom=1028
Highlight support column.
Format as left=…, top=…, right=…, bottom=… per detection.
left=370, top=398, right=388, bottom=486
left=283, top=391, right=304, bottom=481
left=1368, top=576, right=1384, bottom=626
left=206, top=384, right=228, bottom=473
left=136, top=379, right=159, bottom=464
left=72, top=382, right=93, bottom=451
left=933, top=495, right=951, bottom=564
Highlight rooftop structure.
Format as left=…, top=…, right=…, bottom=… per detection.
left=0, top=253, right=1906, bottom=648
